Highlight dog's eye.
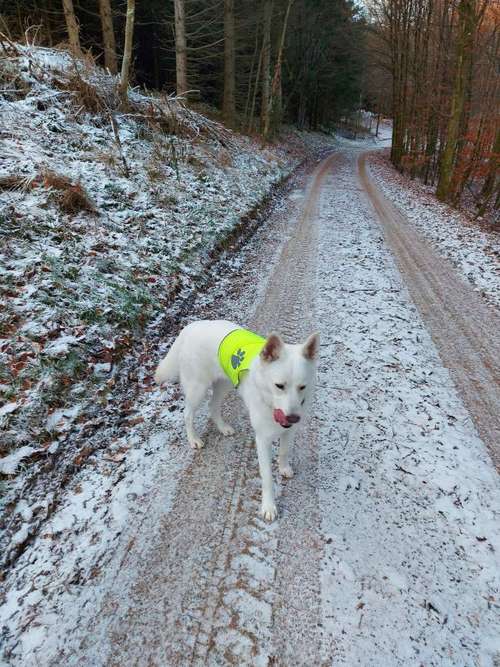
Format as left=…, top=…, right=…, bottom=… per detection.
left=299, top=385, right=306, bottom=391
left=275, top=383, right=285, bottom=390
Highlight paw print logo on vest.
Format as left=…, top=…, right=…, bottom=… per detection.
left=231, top=348, right=245, bottom=370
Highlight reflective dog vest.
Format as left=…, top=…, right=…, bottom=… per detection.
left=218, top=328, right=266, bottom=387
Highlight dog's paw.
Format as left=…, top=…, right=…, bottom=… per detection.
left=218, top=422, right=235, bottom=437
left=189, top=437, right=205, bottom=450
left=279, top=464, right=294, bottom=479
left=260, top=501, right=278, bottom=522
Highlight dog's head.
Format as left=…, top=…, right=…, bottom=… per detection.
left=257, top=331, right=319, bottom=429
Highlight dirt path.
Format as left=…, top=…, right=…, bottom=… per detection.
left=359, top=153, right=500, bottom=469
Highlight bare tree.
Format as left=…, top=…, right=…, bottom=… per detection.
left=99, top=0, right=117, bottom=74
left=119, top=0, right=135, bottom=96
left=62, top=0, right=81, bottom=54
left=174, top=0, right=188, bottom=97
left=369, top=0, right=498, bottom=216
left=244, top=17, right=261, bottom=129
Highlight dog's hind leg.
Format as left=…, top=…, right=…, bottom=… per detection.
left=183, top=378, right=209, bottom=449
left=209, top=380, right=235, bottom=436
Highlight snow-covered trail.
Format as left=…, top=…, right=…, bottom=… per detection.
left=2, top=143, right=499, bottom=666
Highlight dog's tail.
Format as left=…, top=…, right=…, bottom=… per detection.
left=154, top=334, right=183, bottom=384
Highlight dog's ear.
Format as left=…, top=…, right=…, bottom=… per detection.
left=260, top=333, right=283, bottom=362
left=302, top=332, right=319, bottom=360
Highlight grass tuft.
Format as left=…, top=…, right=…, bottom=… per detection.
left=39, top=169, right=96, bottom=215
left=0, top=174, right=34, bottom=191
left=57, top=183, right=95, bottom=215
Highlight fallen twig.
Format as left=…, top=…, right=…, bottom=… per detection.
left=109, top=111, right=130, bottom=177
left=341, top=288, right=400, bottom=293
left=395, top=464, right=414, bottom=475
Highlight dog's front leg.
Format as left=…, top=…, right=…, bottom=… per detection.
left=279, top=431, right=294, bottom=478
left=255, top=435, right=277, bottom=521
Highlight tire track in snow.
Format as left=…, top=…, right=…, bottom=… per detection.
left=189, top=154, right=336, bottom=666
left=359, top=153, right=500, bottom=469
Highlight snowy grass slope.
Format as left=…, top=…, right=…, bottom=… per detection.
left=0, top=44, right=295, bottom=501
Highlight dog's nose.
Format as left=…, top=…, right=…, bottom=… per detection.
left=287, top=414, right=301, bottom=424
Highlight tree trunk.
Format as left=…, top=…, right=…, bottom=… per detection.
left=153, top=44, right=160, bottom=90
left=244, top=23, right=260, bottom=128
left=119, top=0, right=135, bottom=97
left=437, top=0, right=476, bottom=201
left=43, top=0, right=54, bottom=46
left=248, top=37, right=264, bottom=132
left=264, top=0, right=293, bottom=140
left=223, top=0, right=236, bottom=126
left=174, top=0, right=188, bottom=97
left=297, top=92, right=307, bottom=129
left=61, top=0, right=81, bottom=54
left=477, top=127, right=500, bottom=218
left=99, top=0, right=117, bottom=74
left=260, top=0, right=273, bottom=133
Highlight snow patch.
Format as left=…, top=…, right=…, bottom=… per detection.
left=0, top=403, right=19, bottom=418
left=0, top=447, right=38, bottom=475
left=43, top=336, right=79, bottom=358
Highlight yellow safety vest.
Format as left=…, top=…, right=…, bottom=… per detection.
left=218, top=328, right=266, bottom=387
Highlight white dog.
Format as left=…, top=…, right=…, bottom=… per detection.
left=155, top=320, right=319, bottom=521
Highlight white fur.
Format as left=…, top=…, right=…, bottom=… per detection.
left=155, top=320, right=319, bottom=521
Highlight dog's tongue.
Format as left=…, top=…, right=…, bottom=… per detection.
left=273, top=408, right=289, bottom=427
